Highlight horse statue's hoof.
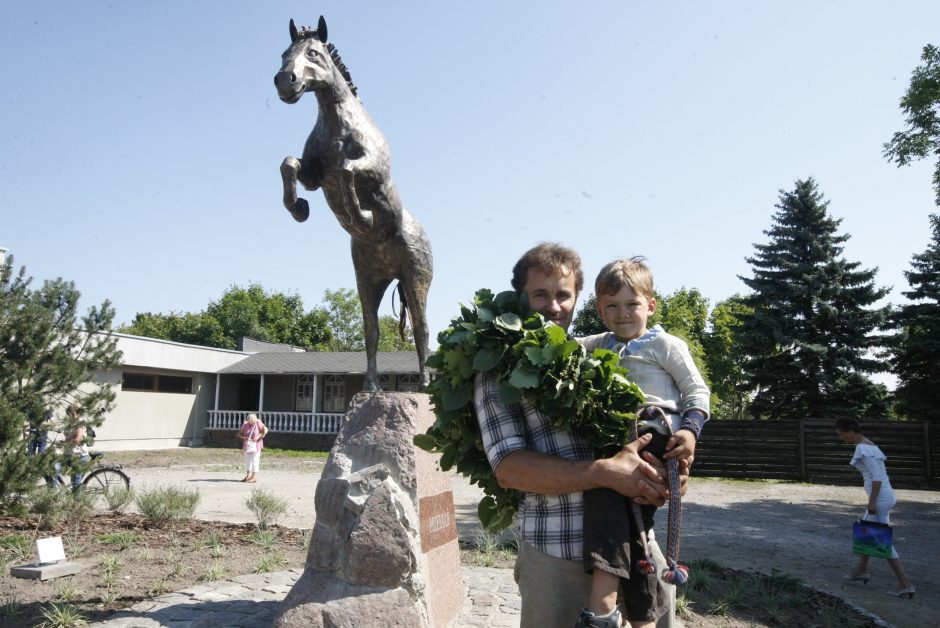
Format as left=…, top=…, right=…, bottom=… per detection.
left=291, top=198, right=310, bottom=222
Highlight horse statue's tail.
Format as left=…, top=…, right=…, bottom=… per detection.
left=396, top=282, right=409, bottom=341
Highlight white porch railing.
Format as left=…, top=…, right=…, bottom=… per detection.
left=206, top=410, right=344, bottom=434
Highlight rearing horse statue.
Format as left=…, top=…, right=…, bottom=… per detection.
left=274, top=16, right=432, bottom=392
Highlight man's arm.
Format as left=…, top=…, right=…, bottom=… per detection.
left=493, top=433, right=682, bottom=507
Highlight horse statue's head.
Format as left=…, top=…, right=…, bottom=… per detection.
left=274, top=15, right=357, bottom=104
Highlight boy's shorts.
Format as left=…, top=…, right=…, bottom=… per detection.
left=583, top=429, right=671, bottom=623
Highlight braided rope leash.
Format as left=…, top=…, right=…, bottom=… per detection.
left=630, top=408, right=689, bottom=585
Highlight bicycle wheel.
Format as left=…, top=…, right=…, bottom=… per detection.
left=82, top=468, right=131, bottom=511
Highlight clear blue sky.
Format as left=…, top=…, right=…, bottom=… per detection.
left=2, top=1, right=937, bottom=350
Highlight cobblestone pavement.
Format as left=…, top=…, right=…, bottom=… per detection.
left=89, top=566, right=519, bottom=627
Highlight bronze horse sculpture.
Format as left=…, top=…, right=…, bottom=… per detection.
left=275, top=16, right=432, bottom=392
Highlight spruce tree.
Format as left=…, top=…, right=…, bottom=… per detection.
left=892, top=214, right=940, bottom=422
left=736, top=178, right=890, bottom=420
left=0, top=258, right=121, bottom=511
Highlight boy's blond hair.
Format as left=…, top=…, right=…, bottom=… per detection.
left=594, top=256, right=654, bottom=299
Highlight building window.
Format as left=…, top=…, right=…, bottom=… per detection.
left=123, top=372, right=192, bottom=394
left=295, top=374, right=314, bottom=411
left=378, top=374, right=395, bottom=390
left=397, top=374, right=421, bottom=393
left=322, top=375, right=346, bottom=412
left=122, top=373, right=155, bottom=391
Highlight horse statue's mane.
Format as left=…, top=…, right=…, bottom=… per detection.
left=294, top=24, right=358, bottom=97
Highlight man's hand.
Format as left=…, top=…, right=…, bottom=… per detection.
left=599, top=434, right=670, bottom=507
left=635, top=451, right=690, bottom=505
left=664, top=429, right=696, bottom=466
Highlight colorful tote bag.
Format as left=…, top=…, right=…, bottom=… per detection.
left=852, top=519, right=893, bottom=558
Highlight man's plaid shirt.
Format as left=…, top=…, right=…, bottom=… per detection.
left=474, top=372, right=594, bottom=560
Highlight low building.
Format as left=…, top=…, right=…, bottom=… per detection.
left=94, top=333, right=422, bottom=451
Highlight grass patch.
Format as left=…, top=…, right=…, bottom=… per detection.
left=54, top=581, right=79, bottom=603
left=149, top=577, right=172, bottom=596
left=37, top=602, right=88, bottom=628
left=262, top=448, right=329, bottom=459
left=1, top=596, right=23, bottom=621
left=199, top=561, right=229, bottom=582
left=0, top=533, right=33, bottom=566
left=98, top=554, right=121, bottom=575
left=95, top=532, right=140, bottom=550
left=255, top=550, right=287, bottom=573
left=459, top=530, right=517, bottom=568
left=200, top=530, right=224, bottom=549
left=99, top=589, right=119, bottom=607
left=247, top=528, right=278, bottom=549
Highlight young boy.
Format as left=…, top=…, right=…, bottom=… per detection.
left=576, top=257, right=710, bottom=628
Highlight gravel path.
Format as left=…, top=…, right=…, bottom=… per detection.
left=130, top=463, right=939, bottom=627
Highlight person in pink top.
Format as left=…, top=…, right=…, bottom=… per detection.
left=238, top=413, right=268, bottom=483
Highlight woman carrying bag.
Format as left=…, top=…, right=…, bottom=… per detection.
left=835, top=418, right=915, bottom=598
left=238, top=413, right=268, bottom=483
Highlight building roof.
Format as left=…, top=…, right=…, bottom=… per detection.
left=217, top=351, right=421, bottom=375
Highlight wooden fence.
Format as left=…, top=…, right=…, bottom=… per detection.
left=694, top=419, right=939, bottom=489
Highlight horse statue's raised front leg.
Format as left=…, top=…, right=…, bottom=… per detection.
left=280, top=156, right=311, bottom=222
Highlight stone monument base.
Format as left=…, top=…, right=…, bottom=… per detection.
left=10, top=561, right=82, bottom=581
left=273, top=392, right=463, bottom=628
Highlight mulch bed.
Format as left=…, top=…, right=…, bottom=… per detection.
left=0, top=514, right=307, bottom=627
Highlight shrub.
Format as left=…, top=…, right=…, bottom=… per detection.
left=103, top=486, right=135, bottom=513
left=244, top=488, right=287, bottom=530
left=63, top=491, right=95, bottom=533
left=29, top=488, right=71, bottom=530
left=135, top=485, right=200, bottom=528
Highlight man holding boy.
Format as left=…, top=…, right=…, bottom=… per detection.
left=473, top=242, right=685, bottom=628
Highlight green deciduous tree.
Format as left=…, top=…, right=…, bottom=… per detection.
left=736, top=178, right=890, bottom=420
left=122, top=284, right=332, bottom=351
left=122, top=311, right=226, bottom=348
left=703, top=295, right=752, bottom=420
left=322, top=287, right=415, bottom=351
left=1, top=258, right=121, bottom=511
left=571, top=294, right=604, bottom=337
left=891, top=214, right=940, bottom=422
left=884, top=44, right=940, bottom=205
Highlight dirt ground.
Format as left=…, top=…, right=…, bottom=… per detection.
left=115, top=449, right=938, bottom=627
left=678, top=478, right=939, bottom=628
left=4, top=449, right=938, bottom=627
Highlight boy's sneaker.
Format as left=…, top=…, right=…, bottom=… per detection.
left=575, top=606, right=622, bottom=628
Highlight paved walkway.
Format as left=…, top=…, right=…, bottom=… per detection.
left=90, top=566, right=520, bottom=627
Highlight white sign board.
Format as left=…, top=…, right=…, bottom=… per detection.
left=35, top=536, right=66, bottom=565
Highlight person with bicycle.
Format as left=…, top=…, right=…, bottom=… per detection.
left=54, top=406, right=92, bottom=491
left=28, top=409, right=55, bottom=487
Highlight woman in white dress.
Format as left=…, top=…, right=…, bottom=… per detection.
left=835, top=418, right=915, bottom=598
